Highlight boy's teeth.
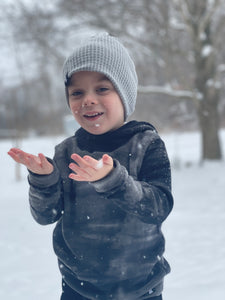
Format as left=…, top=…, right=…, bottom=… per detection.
left=85, top=113, right=102, bottom=117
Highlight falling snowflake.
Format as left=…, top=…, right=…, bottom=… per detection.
left=96, top=159, right=103, bottom=169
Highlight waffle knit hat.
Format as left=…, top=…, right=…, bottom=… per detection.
left=63, top=33, right=138, bottom=120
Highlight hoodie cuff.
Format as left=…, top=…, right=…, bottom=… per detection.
left=91, top=159, right=125, bottom=193
left=28, top=158, right=60, bottom=188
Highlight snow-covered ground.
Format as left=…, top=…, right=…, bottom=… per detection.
left=1, top=130, right=225, bottom=300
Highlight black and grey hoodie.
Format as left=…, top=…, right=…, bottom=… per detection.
left=28, top=121, right=173, bottom=300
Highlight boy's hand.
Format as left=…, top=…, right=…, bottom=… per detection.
left=8, top=148, right=54, bottom=175
left=69, top=153, right=113, bottom=182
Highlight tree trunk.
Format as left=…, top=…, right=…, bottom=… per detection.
left=193, top=20, right=222, bottom=161
left=197, top=93, right=222, bottom=160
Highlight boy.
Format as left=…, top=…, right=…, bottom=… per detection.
left=8, top=33, right=173, bottom=300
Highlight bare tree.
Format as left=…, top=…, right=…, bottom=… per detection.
left=170, top=0, right=223, bottom=160
left=1, top=0, right=224, bottom=160
left=56, top=0, right=224, bottom=160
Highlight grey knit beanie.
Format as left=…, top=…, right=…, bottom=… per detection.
left=63, top=33, right=138, bottom=120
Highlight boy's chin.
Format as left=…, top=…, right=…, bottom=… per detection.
left=84, top=126, right=108, bottom=135
left=83, top=124, right=123, bottom=135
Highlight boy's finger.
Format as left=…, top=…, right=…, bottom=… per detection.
left=38, top=153, right=54, bottom=174
left=102, top=154, right=113, bottom=166
left=83, top=155, right=100, bottom=168
left=69, top=162, right=94, bottom=178
left=8, top=148, right=21, bottom=154
left=71, top=153, right=92, bottom=169
left=69, top=173, right=87, bottom=182
left=38, top=153, right=47, bottom=166
left=16, top=151, right=29, bottom=165
left=71, top=153, right=82, bottom=165
left=26, top=155, right=39, bottom=171
left=8, top=148, right=25, bottom=163
left=8, top=150, right=20, bottom=162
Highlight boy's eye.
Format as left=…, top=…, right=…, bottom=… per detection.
left=71, top=90, right=83, bottom=97
left=97, top=87, right=109, bottom=93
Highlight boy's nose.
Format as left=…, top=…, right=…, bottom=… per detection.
left=83, top=93, right=98, bottom=106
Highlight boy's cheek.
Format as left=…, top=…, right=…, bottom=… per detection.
left=69, top=102, right=79, bottom=114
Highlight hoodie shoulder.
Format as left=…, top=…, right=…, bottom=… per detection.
left=126, top=120, right=158, bottom=134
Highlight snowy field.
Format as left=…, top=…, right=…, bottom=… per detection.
left=1, top=130, right=225, bottom=300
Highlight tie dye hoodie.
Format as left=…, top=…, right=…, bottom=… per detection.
left=28, top=120, right=173, bottom=299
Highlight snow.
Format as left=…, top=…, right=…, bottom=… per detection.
left=1, top=130, right=225, bottom=300
left=96, top=159, right=103, bottom=169
left=138, top=84, right=194, bottom=99
left=201, top=45, right=213, bottom=58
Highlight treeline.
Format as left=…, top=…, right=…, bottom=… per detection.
left=0, top=0, right=225, bottom=159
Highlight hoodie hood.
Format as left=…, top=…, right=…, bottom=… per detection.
left=75, top=120, right=157, bottom=152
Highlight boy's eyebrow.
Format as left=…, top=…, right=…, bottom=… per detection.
left=69, top=74, right=110, bottom=86
left=98, top=75, right=110, bottom=82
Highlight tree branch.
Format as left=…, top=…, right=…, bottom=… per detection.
left=198, top=0, right=221, bottom=36
left=173, top=0, right=193, bottom=35
left=138, top=84, right=194, bottom=99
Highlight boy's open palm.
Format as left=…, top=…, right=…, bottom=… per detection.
left=8, top=148, right=54, bottom=175
left=69, top=153, right=113, bottom=182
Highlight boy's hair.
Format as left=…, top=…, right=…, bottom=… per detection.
left=63, top=32, right=138, bottom=120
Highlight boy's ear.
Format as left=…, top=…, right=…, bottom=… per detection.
left=65, top=87, right=70, bottom=105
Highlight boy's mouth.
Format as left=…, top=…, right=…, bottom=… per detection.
left=83, top=112, right=104, bottom=120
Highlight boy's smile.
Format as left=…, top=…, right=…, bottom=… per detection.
left=68, top=71, right=125, bottom=135
left=83, top=111, right=103, bottom=121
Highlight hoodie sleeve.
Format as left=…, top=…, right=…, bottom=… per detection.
left=91, top=135, right=173, bottom=224
left=28, top=159, right=64, bottom=225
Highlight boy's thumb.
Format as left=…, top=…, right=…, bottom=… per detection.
left=102, top=154, right=113, bottom=166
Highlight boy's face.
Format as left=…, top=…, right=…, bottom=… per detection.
left=67, top=71, right=125, bottom=135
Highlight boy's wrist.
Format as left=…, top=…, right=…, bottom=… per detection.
left=91, top=165, right=114, bottom=183
left=91, top=159, right=122, bottom=192
left=28, top=160, right=59, bottom=188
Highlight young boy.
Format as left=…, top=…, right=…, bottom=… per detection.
left=8, top=33, right=173, bottom=300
